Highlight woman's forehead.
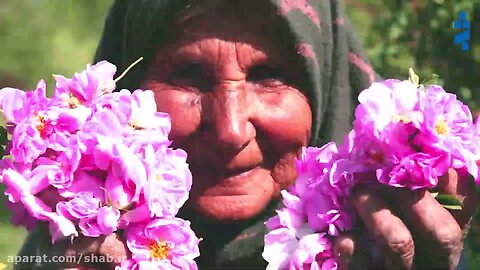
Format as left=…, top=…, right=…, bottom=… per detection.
left=159, top=8, right=295, bottom=61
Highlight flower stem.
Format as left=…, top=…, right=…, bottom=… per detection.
left=113, top=57, right=144, bottom=84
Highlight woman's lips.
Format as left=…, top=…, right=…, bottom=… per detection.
left=190, top=165, right=268, bottom=196
left=189, top=160, right=264, bottom=180
left=220, top=165, right=262, bottom=180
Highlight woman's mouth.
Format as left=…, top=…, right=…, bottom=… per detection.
left=188, top=164, right=268, bottom=195
left=220, top=165, right=262, bottom=181
left=187, top=165, right=275, bottom=220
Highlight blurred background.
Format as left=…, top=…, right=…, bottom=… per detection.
left=0, top=0, right=478, bottom=269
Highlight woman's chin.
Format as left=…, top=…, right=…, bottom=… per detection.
left=186, top=167, right=276, bottom=221
left=192, top=192, right=273, bottom=221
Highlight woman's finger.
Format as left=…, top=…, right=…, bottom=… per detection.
left=437, top=168, right=477, bottom=230
left=37, top=222, right=128, bottom=269
left=333, top=231, right=376, bottom=270
left=97, top=232, right=130, bottom=266
left=44, top=233, right=101, bottom=269
left=352, top=186, right=415, bottom=269
left=393, top=188, right=463, bottom=269
left=50, top=234, right=127, bottom=269
left=333, top=233, right=355, bottom=270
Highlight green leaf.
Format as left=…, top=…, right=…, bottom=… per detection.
left=100, top=187, right=112, bottom=207
left=119, top=202, right=136, bottom=212
left=436, top=194, right=463, bottom=204
left=408, top=68, right=420, bottom=87
left=0, top=126, right=8, bottom=141
left=443, top=205, right=463, bottom=211
left=435, top=194, right=463, bottom=211
left=421, top=74, right=441, bottom=87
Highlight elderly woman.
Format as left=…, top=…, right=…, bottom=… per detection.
left=16, top=0, right=476, bottom=269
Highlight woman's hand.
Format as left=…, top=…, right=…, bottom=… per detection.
left=23, top=168, right=475, bottom=270
left=33, top=224, right=129, bottom=270
left=334, top=168, right=477, bottom=270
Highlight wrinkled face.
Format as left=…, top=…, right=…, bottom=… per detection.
left=141, top=10, right=312, bottom=221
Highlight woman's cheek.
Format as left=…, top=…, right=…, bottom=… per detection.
left=145, top=83, right=202, bottom=139
left=252, top=86, right=312, bottom=194
left=253, top=87, right=312, bottom=147
left=271, top=152, right=299, bottom=194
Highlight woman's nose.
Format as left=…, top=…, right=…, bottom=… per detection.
left=205, top=87, right=254, bottom=152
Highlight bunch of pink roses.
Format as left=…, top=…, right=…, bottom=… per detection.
left=263, top=71, right=480, bottom=270
left=0, top=61, right=201, bottom=270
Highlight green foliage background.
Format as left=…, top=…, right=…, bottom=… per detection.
left=346, top=1, right=480, bottom=266
left=0, top=0, right=478, bottom=269
left=0, top=1, right=114, bottom=269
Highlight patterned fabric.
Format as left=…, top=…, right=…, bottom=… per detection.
left=15, top=0, right=379, bottom=269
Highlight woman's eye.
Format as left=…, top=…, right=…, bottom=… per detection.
left=167, top=62, right=210, bottom=91
left=247, top=65, right=286, bottom=85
